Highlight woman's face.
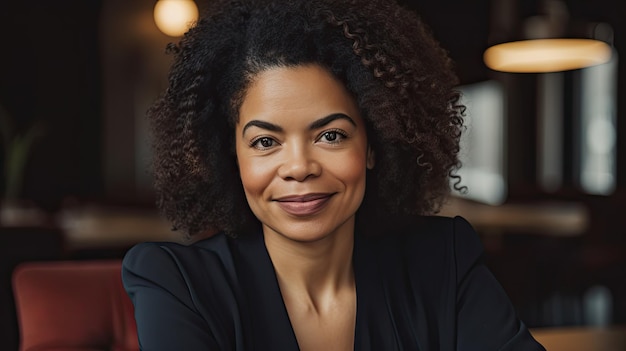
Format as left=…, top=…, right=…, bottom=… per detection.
left=235, top=64, right=374, bottom=243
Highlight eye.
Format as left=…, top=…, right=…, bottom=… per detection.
left=323, top=131, right=338, bottom=142
left=317, top=129, right=347, bottom=144
left=250, top=137, right=278, bottom=150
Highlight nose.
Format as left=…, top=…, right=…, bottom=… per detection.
left=277, top=144, right=321, bottom=181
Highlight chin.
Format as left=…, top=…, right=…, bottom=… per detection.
left=263, top=216, right=355, bottom=244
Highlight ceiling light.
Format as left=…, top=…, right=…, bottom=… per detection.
left=153, top=0, right=199, bottom=37
left=484, top=0, right=613, bottom=73
left=484, top=38, right=612, bottom=73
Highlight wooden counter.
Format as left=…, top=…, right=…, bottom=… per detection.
left=439, top=196, right=590, bottom=236
left=531, top=326, right=626, bottom=351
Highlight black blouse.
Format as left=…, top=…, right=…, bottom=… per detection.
left=122, top=216, right=545, bottom=350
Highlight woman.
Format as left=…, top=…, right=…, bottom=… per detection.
left=122, top=0, right=545, bottom=350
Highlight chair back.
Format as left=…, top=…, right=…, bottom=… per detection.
left=12, top=260, right=138, bottom=351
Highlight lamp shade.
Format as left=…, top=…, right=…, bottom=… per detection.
left=154, top=0, right=199, bottom=37
left=484, top=0, right=613, bottom=73
left=484, top=38, right=612, bottom=73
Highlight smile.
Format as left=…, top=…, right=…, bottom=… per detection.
left=274, top=193, right=335, bottom=216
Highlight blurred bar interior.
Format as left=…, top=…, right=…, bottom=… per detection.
left=1, top=0, right=626, bottom=350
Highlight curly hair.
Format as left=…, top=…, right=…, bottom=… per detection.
left=148, top=0, right=465, bottom=238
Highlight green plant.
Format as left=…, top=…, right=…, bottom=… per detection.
left=0, top=104, right=45, bottom=200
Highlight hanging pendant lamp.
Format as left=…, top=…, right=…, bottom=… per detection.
left=153, top=0, right=199, bottom=37
left=484, top=0, right=613, bottom=73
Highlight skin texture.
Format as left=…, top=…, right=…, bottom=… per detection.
left=235, top=64, right=374, bottom=350
left=236, top=64, right=374, bottom=244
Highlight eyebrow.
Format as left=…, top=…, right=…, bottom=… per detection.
left=309, top=113, right=356, bottom=130
left=241, top=113, right=356, bottom=136
left=241, top=120, right=282, bottom=136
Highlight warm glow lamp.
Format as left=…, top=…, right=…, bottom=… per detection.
left=484, top=38, right=612, bottom=73
left=484, top=0, right=613, bottom=73
left=154, top=0, right=199, bottom=37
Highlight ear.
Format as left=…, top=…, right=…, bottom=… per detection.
left=366, top=145, right=375, bottom=170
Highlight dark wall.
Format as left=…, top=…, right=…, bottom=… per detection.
left=0, top=1, right=103, bottom=211
left=400, top=0, right=492, bottom=84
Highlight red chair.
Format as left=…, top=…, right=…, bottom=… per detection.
left=12, top=260, right=138, bottom=351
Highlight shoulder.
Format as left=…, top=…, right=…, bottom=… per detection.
left=122, top=233, right=245, bottom=349
left=376, top=215, right=481, bottom=252
left=123, top=232, right=232, bottom=274
left=122, top=232, right=237, bottom=300
left=409, top=215, right=483, bottom=262
left=398, top=214, right=476, bottom=235
left=370, top=215, right=484, bottom=281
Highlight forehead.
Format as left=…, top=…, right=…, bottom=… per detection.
left=238, top=64, right=360, bottom=124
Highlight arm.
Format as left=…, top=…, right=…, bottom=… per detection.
left=122, top=243, right=220, bottom=351
left=453, top=216, right=545, bottom=351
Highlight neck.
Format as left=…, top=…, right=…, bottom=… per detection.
left=263, top=220, right=355, bottom=305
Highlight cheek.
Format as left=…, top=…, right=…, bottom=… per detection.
left=329, top=150, right=368, bottom=193
left=346, top=159, right=368, bottom=193
left=237, top=156, right=273, bottom=200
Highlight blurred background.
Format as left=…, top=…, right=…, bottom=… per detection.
left=1, top=0, right=625, bottom=349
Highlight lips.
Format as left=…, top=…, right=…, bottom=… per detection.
left=274, top=193, right=334, bottom=216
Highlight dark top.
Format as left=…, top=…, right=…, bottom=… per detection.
left=122, top=216, right=545, bottom=350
